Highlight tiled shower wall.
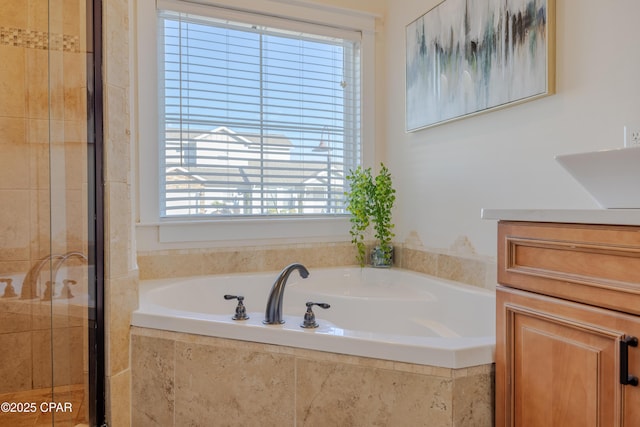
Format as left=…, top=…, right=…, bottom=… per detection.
left=0, top=0, right=88, bottom=394
left=0, top=3, right=87, bottom=276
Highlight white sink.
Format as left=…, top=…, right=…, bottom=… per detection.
left=555, top=146, right=640, bottom=208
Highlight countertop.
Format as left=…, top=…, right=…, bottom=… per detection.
left=481, top=209, right=640, bottom=226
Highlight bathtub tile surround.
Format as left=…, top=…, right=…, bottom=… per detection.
left=130, top=334, right=175, bottom=426
left=175, top=340, right=296, bottom=425
left=296, top=358, right=454, bottom=426
left=396, top=233, right=496, bottom=290
left=396, top=247, right=492, bottom=289
left=137, top=242, right=357, bottom=280
left=137, top=237, right=496, bottom=290
left=132, top=327, right=494, bottom=427
left=452, top=366, right=495, bottom=426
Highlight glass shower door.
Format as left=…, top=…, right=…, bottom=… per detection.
left=0, top=0, right=101, bottom=425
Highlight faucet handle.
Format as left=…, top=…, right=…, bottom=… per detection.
left=0, top=278, right=17, bottom=298
left=308, top=302, right=330, bottom=310
left=60, top=279, right=77, bottom=299
left=300, top=301, right=331, bottom=329
left=41, top=281, right=55, bottom=301
left=224, top=294, right=249, bottom=321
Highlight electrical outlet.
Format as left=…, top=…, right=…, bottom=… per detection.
left=624, top=125, right=640, bottom=147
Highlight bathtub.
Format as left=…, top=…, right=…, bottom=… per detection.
left=132, top=267, right=495, bottom=368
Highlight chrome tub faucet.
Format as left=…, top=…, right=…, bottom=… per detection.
left=264, top=263, right=309, bottom=325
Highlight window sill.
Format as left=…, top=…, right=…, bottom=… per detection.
left=136, top=216, right=352, bottom=251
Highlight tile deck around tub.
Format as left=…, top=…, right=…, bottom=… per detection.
left=131, top=326, right=494, bottom=427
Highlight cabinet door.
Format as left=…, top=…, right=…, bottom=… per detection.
left=496, top=287, right=640, bottom=427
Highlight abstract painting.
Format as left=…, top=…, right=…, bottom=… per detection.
left=406, top=0, right=555, bottom=131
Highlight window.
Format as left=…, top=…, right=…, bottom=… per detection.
left=158, top=8, right=362, bottom=218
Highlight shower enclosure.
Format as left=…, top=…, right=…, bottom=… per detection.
left=0, top=0, right=104, bottom=425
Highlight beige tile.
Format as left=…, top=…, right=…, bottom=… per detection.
left=0, top=145, right=30, bottom=191
left=0, top=46, right=26, bottom=118
left=264, top=244, right=345, bottom=270
left=22, top=144, right=59, bottom=261
left=63, top=189, right=89, bottom=248
left=437, top=254, right=487, bottom=288
left=0, top=0, right=27, bottom=28
left=0, top=260, right=29, bottom=276
left=63, top=119, right=89, bottom=144
left=131, top=328, right=495, bottom=427
left=46, top=0, right=63, bottom=35
left=27, top=119, right=50, bottom=145
left=63, top=52, right=88, bottom=122
left=25, top=48, right=49, bottom=120
left=399, top=247, right=438, bottom=276
left=0, top=331, right=32, bottom=393
left=104, top=182, right=132, bottom=279
left=106, top=273, right=138, bottom=376
left=27, top=0, right=49, bottom=32
left=174, top=340, right=296, bottom=426
left=0, top=304, right=33, bottom=334
left=309, top=243, right=358, bottom=267
left=30, top=303, right=52, bottom=330
left=0, top=116, right=26, bottom=145
left=139, top=243, right=363, bottom=280
left=48, top=50, right=65, bottom=121
left=131, top=334, right=175, bottom=427
left=62, top=0, right=84, bottom=39
left=103, top=0, right=129, bottom=90
left=201, top=248, right=264, bottom=275
left=0, top=190, right=31, bottom=261
left=107, top=368, right=131, bottom=427
left=392, top=361, right=452, bottom=377
left=296, top=358, right=453, bottom=427
left=104, top=84, right=130, bottom=184
left=32, top=326, right=84, bottom=389
left=264, top=247, right=298, bottom=271
left=452, top=369, right=494, bottom=427
left=31, top=328, right=52, bottom=389
left=53, top=325, right=85, bottom=385
left=296, top=351, right=396, bottom=371
left=138, top=251, right=203, bottom=280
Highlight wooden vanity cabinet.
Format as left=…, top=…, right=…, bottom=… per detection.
left=496, top=221, right=640, bottom=427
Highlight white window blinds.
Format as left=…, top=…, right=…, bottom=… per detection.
left=158, top=7, right=362, bottom=218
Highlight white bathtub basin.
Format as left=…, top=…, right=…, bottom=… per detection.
left=132, top=267, right=496, bottom=368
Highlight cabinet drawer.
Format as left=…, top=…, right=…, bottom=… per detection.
left=498, top=221, right=640, bottom=315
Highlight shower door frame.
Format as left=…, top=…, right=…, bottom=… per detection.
left=87, top=0, right=105, bottom=424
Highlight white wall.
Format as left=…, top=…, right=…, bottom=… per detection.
left=383, top=0, right=640, bottom=257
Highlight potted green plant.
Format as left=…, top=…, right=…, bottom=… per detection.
left=344, top=165, right=371, bottom=267
left=345, top=163, right=396, bottom=267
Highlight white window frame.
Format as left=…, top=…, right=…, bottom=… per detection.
left=135, top=0, right=377, bottom=249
